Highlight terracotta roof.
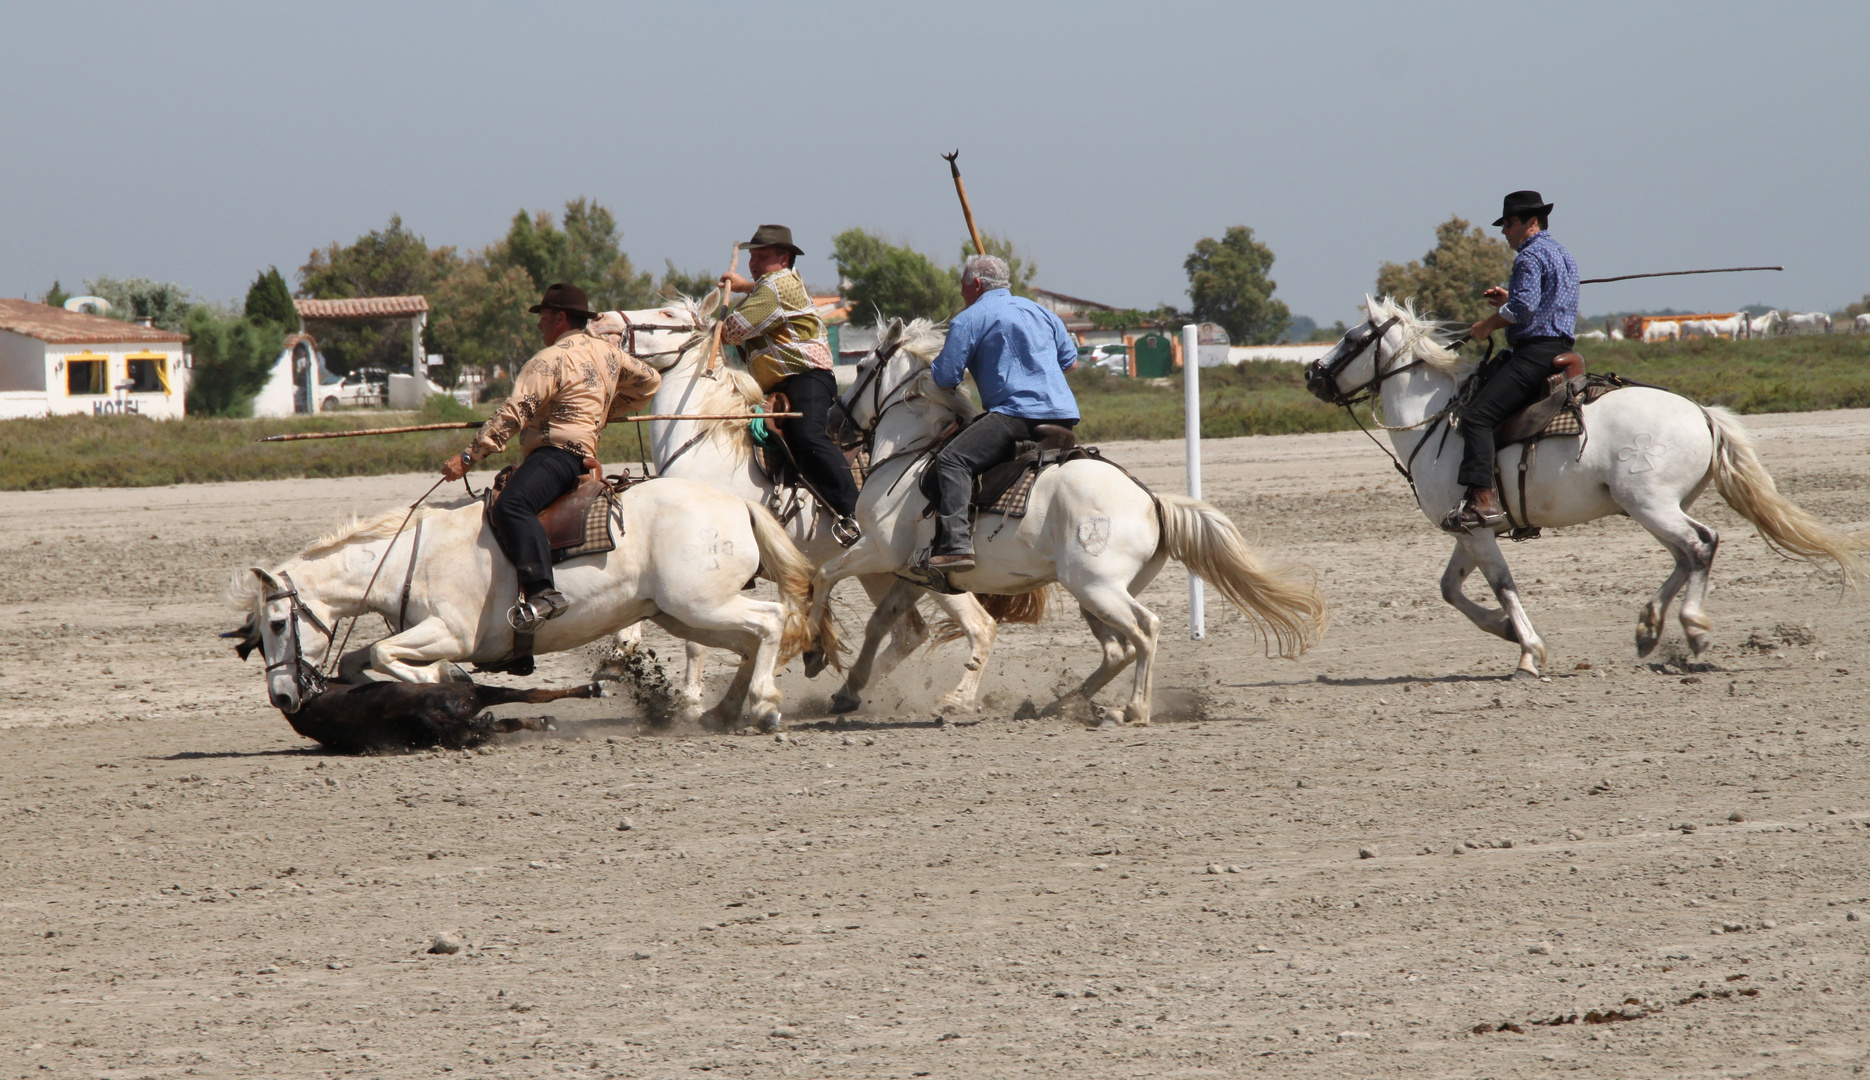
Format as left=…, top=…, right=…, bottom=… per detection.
left=295, top=295, right=429, bottom=320
left=0, top=298, right=188, bottom=344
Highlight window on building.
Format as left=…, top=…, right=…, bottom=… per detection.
left=126, top=352, right=169, bottom=393
left=67, top=354, right=108, bottom=395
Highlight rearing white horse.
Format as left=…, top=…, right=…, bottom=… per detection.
left=594, top=300, right=1002, bottom=717
left=1305, top=296, right=1865, bottom=677
left=804, top=318, right=1329, bottom=727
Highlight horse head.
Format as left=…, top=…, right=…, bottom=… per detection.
left=1305, top=296, right=1467, bottom=409
left=236, top=565, right=334, bottom=715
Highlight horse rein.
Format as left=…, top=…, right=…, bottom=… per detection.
left=1308, top=315, right=1466, bottom=500
left=262, top=570, right=331, bottom=702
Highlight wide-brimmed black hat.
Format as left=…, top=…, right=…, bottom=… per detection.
left=528, top=282, right=596, bottom=317
left=737, top=224, right=804, bottom=258
left=1493, top=190, right=1555, bottom=227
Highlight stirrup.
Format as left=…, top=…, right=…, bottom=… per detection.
left=506, top=589, right=569, bottom=632
left=832, top=515, right=862, bottom=548
left=1438, top=497, right=1506, bottom=535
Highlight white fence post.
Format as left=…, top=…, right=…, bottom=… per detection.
left=1182, top=323, right=1205, bottom=640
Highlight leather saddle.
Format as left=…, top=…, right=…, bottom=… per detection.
left=489, top=456, right=610, bottom=552
left=919, top=422, right=1079, bottom=510
left=1492, top=354, right=1587, bottom=448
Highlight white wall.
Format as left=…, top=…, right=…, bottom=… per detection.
left=0, top=330, right=45, bottom=393
left=44, top=342, right=187, bottom=419
left=251, top=345, right=300, bottom=418
left=1228, top=343, right=1333, bottom=365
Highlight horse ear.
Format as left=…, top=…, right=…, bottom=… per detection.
left=250, top=567, right=280, bottom=593
left=1363, top=293, right=1379, bottom=319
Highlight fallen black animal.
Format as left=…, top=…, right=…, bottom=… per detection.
left=277, top=679, right=599, bottom=753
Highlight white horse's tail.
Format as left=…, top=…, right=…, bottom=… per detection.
left=744, top=500, right=840, bottom=667
left=1155, top=494, right=1329, bottom=658
left=1704, top=406, right=1869, bottom=590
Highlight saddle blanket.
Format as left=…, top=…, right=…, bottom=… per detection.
left=1498, top=371, right=1642, bottom=447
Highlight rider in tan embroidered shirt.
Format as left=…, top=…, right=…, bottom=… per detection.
left=465, top=327, right=637, bottom=464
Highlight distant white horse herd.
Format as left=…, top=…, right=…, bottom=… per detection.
left=1615, top=307, right=1864, bottom=342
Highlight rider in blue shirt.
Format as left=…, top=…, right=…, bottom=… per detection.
left=1444, top=190, right=1582, bottom=534
left=926, top=256, right=1079, bottom=572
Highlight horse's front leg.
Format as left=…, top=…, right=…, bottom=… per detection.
left=802, top=540, right=898, bottom=674
left=1460, top=533, right=1547, bottom=678
left=681, top=641, right=709, bottom=713
left=830, top=579, right=921, bottom=714
left=365, top=617, right=471, bottom=684
left=1439, top=544, right=1514, bottom=641
left=926, top=591, right=995, bottom=713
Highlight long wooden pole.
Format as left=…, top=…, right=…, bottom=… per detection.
left=1580, top=265, right=1782, bottom=285
left=942, top=150, right=987, bottom=257
left=255, top=413, right=802, bottom=443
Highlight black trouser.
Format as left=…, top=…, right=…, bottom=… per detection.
left=933, top=412, right=1075, bottom=555
left=775, top=369, right=859, bottom=519
left=489, top=445, right=586, bottom=594
left=1456, top=336, right=1573, bottom=490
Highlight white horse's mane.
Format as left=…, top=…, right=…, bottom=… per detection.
left=1369, top=296, right=1470, bottom=376
left=873, top=317, right=979, bottom=421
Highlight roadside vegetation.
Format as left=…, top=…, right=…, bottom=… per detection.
left=5, top=337, right=1867, bottom=490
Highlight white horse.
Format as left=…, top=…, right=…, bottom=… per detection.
left=1679, top=318, right=1714, bottom=340
left=1785, top=311, right=1832, bottom=335
left=1745, top=310, right=1782, bottom=338
left=594, top=300, right=1001, bottom=716
left=1701, top=312, right=1746, bottom=339
left=802, top=318, right=1328, bottom=726
left=1642, top=320, right=1681, bottom=343
left=1609, top=326, right=1626, bottom=341
left=1853, top=313, right=1870, bottom=334
left=229, top=477, right=828, bottom=731
left=1576, top=329, right=1609, bottom=342
left=1305, top=296, right=1866, bottom=677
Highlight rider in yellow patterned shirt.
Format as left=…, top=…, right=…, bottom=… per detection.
left=718, top=224, right=859, bottom=526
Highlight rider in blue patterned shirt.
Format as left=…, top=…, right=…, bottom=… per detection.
left=1443, top=190, right=1583, bottom=534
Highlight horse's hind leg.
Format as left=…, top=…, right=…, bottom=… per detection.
left=1067, top=584, right=1160, bottom=727
left=928, top=591, right=996, bottom=713
left=1626, top=502, right=1719, bottom=657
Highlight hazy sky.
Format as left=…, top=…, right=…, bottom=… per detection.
left=5, top=2, right=1865, bottom=325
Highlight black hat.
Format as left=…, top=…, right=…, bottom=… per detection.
left=528, top=282, right=596, bottom=317
left=737, top=224, right=804, bottom=258
left=1493, top=190, right=1554, bottom=227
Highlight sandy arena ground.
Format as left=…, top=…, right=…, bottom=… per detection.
left=3, top=410, right=1869, bottom=1078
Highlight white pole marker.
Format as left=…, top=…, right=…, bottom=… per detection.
left=1182, top=323, right=1205, bottom=640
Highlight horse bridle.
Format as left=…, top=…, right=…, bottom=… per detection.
left=615, top=309, right=705, bottom=362
left=262, top=570, right=331, bottom=702
left=1305, top=315, right=1405, bottom=407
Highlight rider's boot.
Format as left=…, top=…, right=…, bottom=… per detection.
left=1438, top=486, right=1506, bottom=534
left=510, top=586, right=571, bottom=631
left=927, top=552, right=976, bottom=573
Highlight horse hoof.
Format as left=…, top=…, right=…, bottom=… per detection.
left=1635, top=631, right=1659, bottom=658
left=1509, top=667, right=1539, bottom=682
left=829, top=689, right=861, bottom=714
left=802, top=650, right=826, bottom=679
left=758, top=709, right=784, bottom=734
left=1094, top=709, right=1123, bottom=730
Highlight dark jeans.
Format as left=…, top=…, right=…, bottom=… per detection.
left=1457, top=336, right=1573, bottom=490
left=776, top=369, right=859, bottom=519
left=490, top=446, right=586, bottom=593
left=932, top=412, right=1075, bottom=555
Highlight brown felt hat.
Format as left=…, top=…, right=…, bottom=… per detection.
left=528, top=282, right=596, bottom=317
left=737, top=224, right=804, bottom=258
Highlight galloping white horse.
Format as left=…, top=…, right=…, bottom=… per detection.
left=595, top=300, right=1000, bottom=715
left=1305, top=296, right=1865, bottom=677
left=230, top=477, right=828, bottom=731
left=803, top=319, right=1329, bottom=726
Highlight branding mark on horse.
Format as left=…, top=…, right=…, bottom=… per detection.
left=1617, top=433, right=1668, bottom=474
left=1076, top=516, right=1111, bottom=556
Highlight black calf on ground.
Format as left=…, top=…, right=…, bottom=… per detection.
left=278, top=680, right=599, bottom=753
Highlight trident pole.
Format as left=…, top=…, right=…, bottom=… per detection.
left=1181, top=323, right=1205, bottom=640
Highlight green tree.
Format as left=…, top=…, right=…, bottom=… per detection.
left=243, top=266, right=296, bottom=328
left=184, top=308, right=286, bottom=417
left=84, top=277, right=197, bottom=331
left=488, top=198, right=654, bottom=310
left=956, top=232, right=1038, bottom=297
left=1374, top=216, right=1514, bottom=325
left=41, top=281, right=70, bottom=309
left=428, top=257, right=538, bottom=388
left=1185, top=226, right=1291, bottom=345
left=299, top=215, right=453, bottom=374
left=656, top=260, right=720, bottom=302
left=832, top=228, right=962, bottom=322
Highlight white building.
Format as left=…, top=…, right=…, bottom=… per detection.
left=0, top=299, right=189, bottom=419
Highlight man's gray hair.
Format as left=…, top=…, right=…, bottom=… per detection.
left=960, top=254, right=1011, bottom=292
